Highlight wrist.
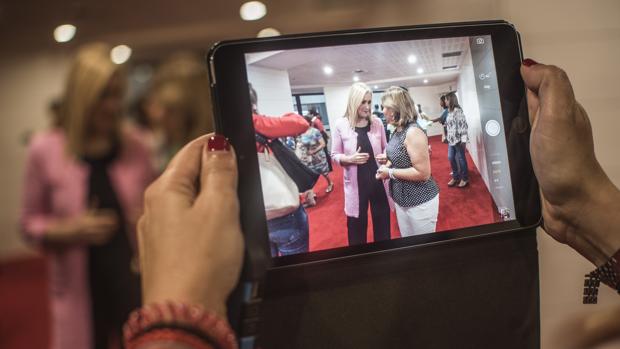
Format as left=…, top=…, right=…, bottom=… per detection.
left=564, top=177, right=620, bottom=265
left=144, top=274, right=229, bottom=320
left=585, top=180, right=620, bottom=261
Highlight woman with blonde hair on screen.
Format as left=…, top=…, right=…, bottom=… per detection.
left=20, top=43, right=154, bottom=349
left=376, top=86, right=440, bottom=236
left=331, top=82, right=391, bottom=246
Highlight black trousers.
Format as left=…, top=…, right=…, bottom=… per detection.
left=347, top=180, right=391, bottom=245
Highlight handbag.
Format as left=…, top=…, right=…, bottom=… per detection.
left=256, top=133, right=320, bottom=192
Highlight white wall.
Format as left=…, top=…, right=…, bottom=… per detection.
left=246, top=65, right=294, bottom=116
left=323, top=85, right=351, bottom=129
left=0, top=53, right=71, bottom=258
left=456, top=48, right=487, bottom=187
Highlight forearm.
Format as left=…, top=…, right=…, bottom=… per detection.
left=391, top=167, right=429, bottom=182
left=571, top=177, right=620, bottom=265
left=336, top=155, right=356, bottom=166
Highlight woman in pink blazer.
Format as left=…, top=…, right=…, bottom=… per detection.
left=20, top=43, right=154, bottom=349
left=331, top=82, right=392, bottom=246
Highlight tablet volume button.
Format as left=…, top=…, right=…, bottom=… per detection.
left=209, top=57, right=217, bottom=85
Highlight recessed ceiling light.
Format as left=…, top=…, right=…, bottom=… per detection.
left=257, top=27, right=280, bottom=38
left=407, top=55, right=417, bottom=64
left=353, top=76, right=360, bottom=82
left=53, top=24, right=76, bottom=43
left=323, top=66, right=333, bottom=75
left=417, top=67, right=424, bottom=74
left=240, top=1, right=267, bottom=21
left=110, top=45, right=132, bottom=64
left=373, top=85, right=379, bottom=89
left=423, top=79, right=429, bottom=84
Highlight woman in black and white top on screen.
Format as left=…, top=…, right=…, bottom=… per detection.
left=376, top=86, right=440, bottom=236
left=445, top=92, right=470, bottom=188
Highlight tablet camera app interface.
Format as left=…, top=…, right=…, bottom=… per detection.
left=245, top=35, right=515, bottom=258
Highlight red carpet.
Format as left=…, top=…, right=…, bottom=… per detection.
left=305, top=135, right=499, bottom=252
left=0, top=256, right=50, bottom=349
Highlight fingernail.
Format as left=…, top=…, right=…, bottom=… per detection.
left=522, top=58, right=539, bottom=67
left=207, top=134, right=230, bottom=152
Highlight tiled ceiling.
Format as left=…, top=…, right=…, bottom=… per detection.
left=250, top=37, right=470, bottom=89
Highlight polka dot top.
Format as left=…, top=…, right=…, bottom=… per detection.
left=386, top=122, right=439, bottom=207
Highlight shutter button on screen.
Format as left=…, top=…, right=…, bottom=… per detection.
left=485, top=120, right=501, bottom=137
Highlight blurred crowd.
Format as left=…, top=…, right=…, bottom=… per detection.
left=19, top=43, right=212, bottom=349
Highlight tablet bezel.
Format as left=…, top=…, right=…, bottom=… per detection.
left=207, top=20, right=541, bottom=270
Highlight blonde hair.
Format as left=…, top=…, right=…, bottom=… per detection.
left=61, top=42, right=123, bottom=156
left=381, top=86, right=419, bottom=129
left=344, top=82, right=373, bottom=127
left=150, top=52, right=213, bottom=142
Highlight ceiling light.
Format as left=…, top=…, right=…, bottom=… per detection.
left=110, top=45, right=132, bottom=64
left=407, top=55, right=417, bottom=64
left=323, top=66, right=333, bottom=75
left=423, top=79, right=429, bottom=84
left=353, top=76, right=360, bottom=82
left=53, top=24, right=76, bottom=43
left=373, top=85, right=379, bottom=89
left=240, top=1, right=267, bottom=21
left=257, top=27, right=280, bottom=38
left=417, top=67, right=424, bottom=74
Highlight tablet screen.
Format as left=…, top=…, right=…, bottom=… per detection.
left=243, top=35, right=517, bottom=258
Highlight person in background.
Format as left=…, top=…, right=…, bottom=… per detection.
left=372, top=103, right=389, bottom=138
left=421, top=95, right=449, bottom=143
left=444, top=92, right=469, bottom=188
left=296, top=115, right=334, bottom=206
left=20, top=43, right=154, bottom=349
left=123, top=60, right=620, bottom=349
left=376, top=87, right=439, bottom=236
left=250, top=84, right=310, bottom=257
left=308, top=107, right=333, bottom=174
left=331, top=82, right=391, bottom=246
left=135, top=53, right=213, bottom=173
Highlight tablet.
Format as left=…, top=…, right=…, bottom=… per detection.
left=208, top=20, right=541, bottom=270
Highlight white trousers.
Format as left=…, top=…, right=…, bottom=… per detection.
left=395, top=194, right=439, bottom=237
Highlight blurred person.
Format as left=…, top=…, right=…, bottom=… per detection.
left=308, top=107, right=333, bottom=173
left=372, top=103, right=389, bottom=137
left=445, top=92, right=470, bottom=188
left=49, top=97, right=64, bottom=128
left=331, top=82, right=391, bottom=246
left=123, top=60, right=620, bottom=349
left=250, top=84, right=311, bottom=257
left=296, top=114, right=334, bottom=206
left=421, top=95, right=449, bottom=143
left=20, top=43, right=154, bottom=349
left=376, top=87, right=439, bottom=236
left=140, top=53, right=213, bottom=172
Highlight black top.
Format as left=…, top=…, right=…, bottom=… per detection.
left=355, top=123, right=379, bottom=189
left=386, top=123, right=439, bottom=207
left=83, top=145, right=140, bottom=337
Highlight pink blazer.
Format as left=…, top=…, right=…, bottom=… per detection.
left=331, top=117, right=393, bottom=218
left=20, top=129, right=154, bottom=349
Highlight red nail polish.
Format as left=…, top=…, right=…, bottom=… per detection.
left=522, top=58, right=539, bottom=67
left=207, top=134, right=230, bottom=151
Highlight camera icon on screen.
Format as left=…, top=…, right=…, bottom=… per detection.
left=476, top=37, right=485, bottom=45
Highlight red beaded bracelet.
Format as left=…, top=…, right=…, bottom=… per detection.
left=128, top=328, right=216, bottom=349
left=123, top=301, right=238, bottom=349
